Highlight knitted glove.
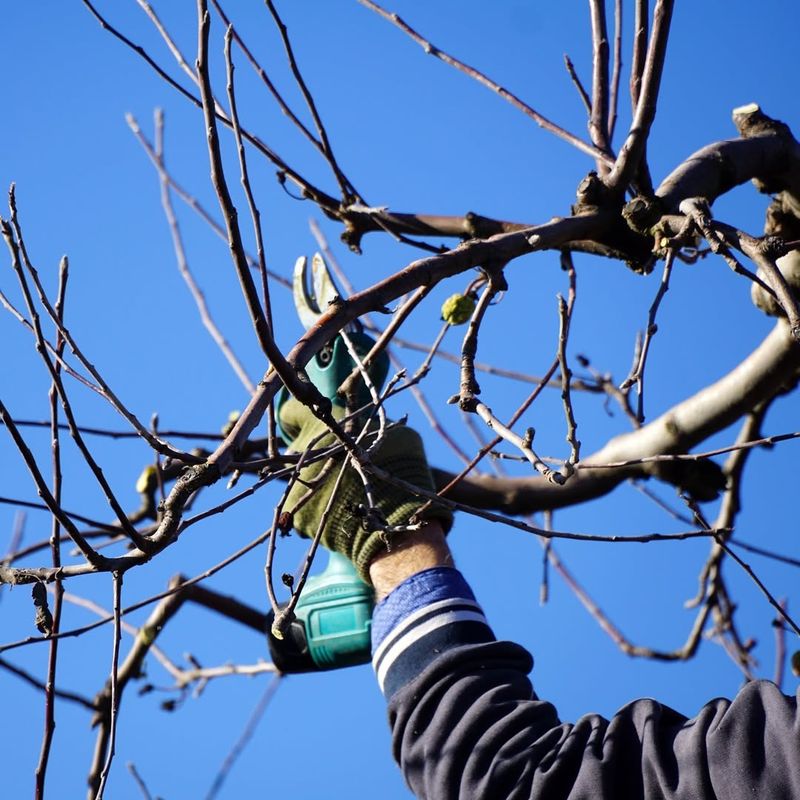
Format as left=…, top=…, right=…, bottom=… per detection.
left=279, top=397, right=452, bottom=583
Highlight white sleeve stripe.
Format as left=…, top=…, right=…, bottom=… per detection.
left=372, top=596, right=482, bottom=665
left=374, top=609, right=488, bottom=691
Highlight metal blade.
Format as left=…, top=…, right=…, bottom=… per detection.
left=293, top=252, right=343, bottom=330
left=293, top=255, right=321, bottom=329
left=311, top=252, right=341, bottom=311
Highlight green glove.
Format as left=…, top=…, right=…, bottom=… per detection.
left=279, top=397, right=453, bottom=583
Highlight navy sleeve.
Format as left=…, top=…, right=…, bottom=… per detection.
left=372, top=568, right=800, bottom=800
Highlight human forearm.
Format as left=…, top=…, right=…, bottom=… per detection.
left=369, top=520, right=453, bottom=601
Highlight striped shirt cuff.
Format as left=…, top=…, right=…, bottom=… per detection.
left=371, top=567, right=495, bottom=697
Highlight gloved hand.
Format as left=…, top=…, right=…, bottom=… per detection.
left=279, top=397, right=453, bottom=583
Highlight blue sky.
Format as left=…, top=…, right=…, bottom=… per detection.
left=1, top=3, right=798, bottom=798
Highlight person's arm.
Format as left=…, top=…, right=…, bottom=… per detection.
left=369, top=521, right=453, bottom=601
left=279, top=400, right=800, bottom=800
left=369, top=525, right=800, bottom=800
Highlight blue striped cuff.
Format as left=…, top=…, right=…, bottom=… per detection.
left=371, top=567, right=495, bottom=697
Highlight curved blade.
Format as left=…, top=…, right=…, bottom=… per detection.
left=311, top=252, right=341, bottom=311
left=293, top=252, right=342, bottom=329
left=293, top=255, right=319, bottom=329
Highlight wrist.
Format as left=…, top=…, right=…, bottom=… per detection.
left=368, top=520, right=453, bottom=601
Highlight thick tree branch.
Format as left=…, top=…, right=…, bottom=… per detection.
left=435, top=319, right=800, bottom=513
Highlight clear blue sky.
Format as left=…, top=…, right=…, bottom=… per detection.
left=1, top=3, right=798, bottom=798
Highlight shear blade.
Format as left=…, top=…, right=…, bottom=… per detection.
left=293, top=252, right=343, bottom=329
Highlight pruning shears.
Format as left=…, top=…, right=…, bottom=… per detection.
left=265, top=252, right=389, bottom=673
left=287, top=252, right=389, bottom=412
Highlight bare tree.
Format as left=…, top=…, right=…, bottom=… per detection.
left=1, top=2, right=798, bottom=798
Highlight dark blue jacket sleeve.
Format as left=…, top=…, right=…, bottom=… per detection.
left=372, top=568, right=800, bottom=800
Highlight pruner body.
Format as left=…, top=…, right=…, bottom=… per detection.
left=285, top=252, right=389, bottom=414
left=266, top=253, right=381, bottom=672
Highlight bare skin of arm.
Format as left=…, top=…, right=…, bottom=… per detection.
left=369, top=521, right=453, bottom=601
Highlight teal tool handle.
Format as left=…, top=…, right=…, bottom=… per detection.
left=275, top=330, right=390, bottom=442
left=268, top=331, right=389, bottom=672
left=266, top=553, right=373, bottom=672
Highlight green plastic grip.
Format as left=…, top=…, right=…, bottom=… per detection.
left=269, top=329, right=387, bottom=672
left=295, top=552, right=374, bottom=669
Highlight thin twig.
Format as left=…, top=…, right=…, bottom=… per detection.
left=7, top=420, right=225, bottom=440
left=264, top=448, right=315, bottom=618
left=4, top=193, right=198, bottom=464
left=405, top=367, right=476, bottom=466
left=474, top=402, right=562, bottom=484
left=429, top=355, right=561, bottom=510
left=90, top=0, right=340, bottom=216
left=126, top=113, right=290, bottom=288
left=222, top=29, right=280, bottom=448
left=563, top=54, right=591, bottom=115
left=630, top=0, right=648, bottom=110
left=774, top=599, right=788, bottom=690
left=126, top=763, right=154, bottom=800
left=175, top=661, right=277, bottom=691
left=708, top=579, right=755, bottom=679
left=0, top=289, right=101, bottom=393
left=548, top=539, right=713, bottom=660
left=588, top=0, right=612, bottom=168
left=556, top=252, right=580, bottom=466
left=358, top=0, right=614, bottom=165
left=222, top=35, right=272, bottom=318
left=538, top=456, right=712, bottom=661
left=716, top=538, right=800, bottom=637
left=620, top=248, right=676, bottom=422
left=453, top=269, right=561, bottom=478
left=679, top=199, right=778, bottom=300
left=679, top=407, right=785, bottom=676
left=391, top=335, right=604, bottom=391
left=208, top=1, right=325, bottom=153
left=581, top=360, right=639, bottom=426
left=629, top=480, right=694, bottom=525
left=0, top=401, right=107, bottom=567
left=271, top=455, right=353, bottom=637
left=262, top=0, right=358, bottom=202
left=93, top=572, right=124, bottom=799
left=0, top=525, right=273, bottom=653
left=34, top=257, right=68, bottom=799
left=376, top=458, right=720, bottom=543
left=2, top=510, right=26, bottom=580
left=196, top=4, right=270, bottom=357
left=5, top=210, right=152, bottom=550
left=456, top=269, right=506, bottom=402
left=204, top=675, right=282, bottom=800
left=195, top=1, right=323, bottom=416
left=607, top=0, right=622, bottom=141
left=606, top=0, right=674, bottom=193
left=540, top=510, right=553, bottom=605
left=340, top=328, right=388, bottom=438
left=152, top=109, right=256, bottom=395
left=340, top=286, right=431, bottom=398
left=0, top=656, right=95, bottom=710
left=579, top=429, right=800, bottom=471
left=729, top=539, right=800, bottom=570
left=62, top=590, right=182, bottom=679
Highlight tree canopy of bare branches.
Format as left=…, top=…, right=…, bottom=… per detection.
left=1, top=3, right=798, bottom=798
